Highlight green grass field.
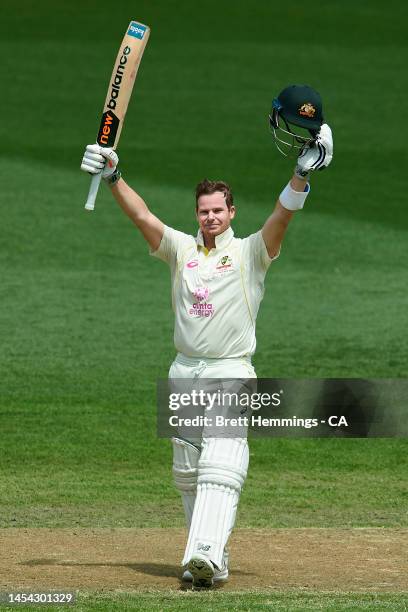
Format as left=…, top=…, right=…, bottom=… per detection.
left=1, top=591, right=408, bottom=612
left=1, top=1, right=407, bottom=610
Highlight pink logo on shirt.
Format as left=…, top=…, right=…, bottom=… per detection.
left=187, top=260, right=198, bottom=268
left=193, top=286, right=209, bottom=302
left=189, top=303, right=214, bottom=317
left=189, top=286, right=214, bottom=318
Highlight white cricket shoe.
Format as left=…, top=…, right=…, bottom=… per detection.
left=183, top=549, right=229, bottom=585
left=187, top=553, right=215, bottom=588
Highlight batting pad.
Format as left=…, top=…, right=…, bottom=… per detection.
left=172, top=438, right=200, bottom=529
left=182, top=437, right=249, bottom=569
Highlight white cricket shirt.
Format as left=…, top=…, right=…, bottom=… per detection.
left=151, top=225, right=276, bottom=358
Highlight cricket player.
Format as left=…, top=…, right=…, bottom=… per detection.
left=81, top=84, right=333, bottom=588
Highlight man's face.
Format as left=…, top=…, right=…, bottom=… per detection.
left=196, top=191, right=235, bottom=238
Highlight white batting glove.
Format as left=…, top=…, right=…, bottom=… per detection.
left=295, top=123, right=333, bottom=178
left=80, top=144, right=119, bottom=179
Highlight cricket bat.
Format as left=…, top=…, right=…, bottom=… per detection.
left=84, top=20, right=150, bottom=211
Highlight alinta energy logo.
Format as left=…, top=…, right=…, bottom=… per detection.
left=189, top=286, right=214, bottom=318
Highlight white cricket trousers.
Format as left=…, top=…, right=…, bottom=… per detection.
left=169, top=352, right=256, bottom=569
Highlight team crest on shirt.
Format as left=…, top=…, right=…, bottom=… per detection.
left=215, top=255, right=234, bottom=274
left=215, top=254, right=233, bottom=272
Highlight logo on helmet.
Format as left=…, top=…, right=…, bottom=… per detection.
left=299, top=103, right=316, bottom=118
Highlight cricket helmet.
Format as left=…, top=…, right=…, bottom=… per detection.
left=269, top=84, right=324, bottom=157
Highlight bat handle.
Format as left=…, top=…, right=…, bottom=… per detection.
left=84, top=172, right=103, bottom=211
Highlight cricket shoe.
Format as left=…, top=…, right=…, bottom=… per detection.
left=187, top=553, right=215, bottom=588
left=183, top=549, right=229, bottom=585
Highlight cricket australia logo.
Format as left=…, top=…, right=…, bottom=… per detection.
left=299, top=102, right=316, bottom=118
left=189, top=286, right=214, bottom=318
left=215, top=254, right=233, bottom=271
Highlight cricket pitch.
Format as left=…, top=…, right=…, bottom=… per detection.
left=0, top=528, right=406, bottom=593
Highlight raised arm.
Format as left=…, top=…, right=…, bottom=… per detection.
left=81, top=144, right=164, bottom=251
left=262, top=175, right=307, bottom=259
left=109, top=178, right=164, bottom=251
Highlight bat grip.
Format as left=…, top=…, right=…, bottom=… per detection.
left=85, top=172, right=103, bottom=211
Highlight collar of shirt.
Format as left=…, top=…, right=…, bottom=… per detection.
left=196, top=226, right=234, bottom=253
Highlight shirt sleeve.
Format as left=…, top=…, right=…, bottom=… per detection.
left=150, top=225, right=190, bottom=266
left=243, top=230, right=279, bottom=274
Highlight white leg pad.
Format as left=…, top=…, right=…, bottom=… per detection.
left=172, top=437, right=200, bottom=529
left=182, top=437, right=249, bottom=569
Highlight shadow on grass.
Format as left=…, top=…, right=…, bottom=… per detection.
left=20, top=557, right=254, bottom=589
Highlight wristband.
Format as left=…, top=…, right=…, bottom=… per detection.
left=105, top=168, right=122, bottom=186
left=279, top=181, right=310, bottom=211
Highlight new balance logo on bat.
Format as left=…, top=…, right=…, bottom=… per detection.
left=107, top=46, right=131, bottom=110
left=97, top=111, right=119, bottom=147
left=99, top=112, right=113, bottom=145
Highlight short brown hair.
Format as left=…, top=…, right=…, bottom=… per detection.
left=195, top=179, right=234, bottom=210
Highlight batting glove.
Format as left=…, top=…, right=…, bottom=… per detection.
left=295, top=123, right=333, bottom=178
left=80, top=144, right=119, bottom=179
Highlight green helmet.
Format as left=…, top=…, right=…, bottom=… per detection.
left=269, top=84, right=324, bottom=157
